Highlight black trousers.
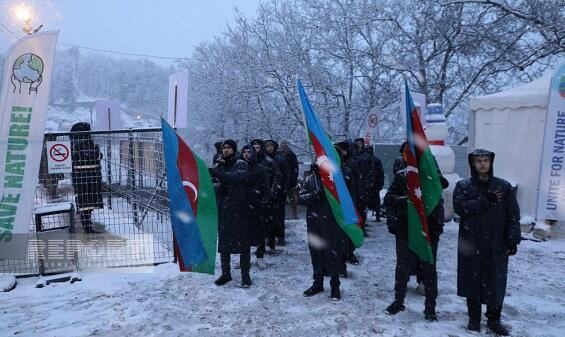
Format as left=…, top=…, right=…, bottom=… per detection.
left=275, top=198, right=286, bottom=240
left=256, top=240, right=265, bottom=258
left=467, top=298, right=503, bottom=321
left=309, top=241, right=340, bottom=288
left=220, top=248, right=251, bottom=277
left=394, top=237, right=438, bottom=308
left=252, top=210, right=267, bottom=258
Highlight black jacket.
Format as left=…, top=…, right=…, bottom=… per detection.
left=241, top=145, right=271, bottom=245
left=454, top=149, right=521, bottom=305
left=71, top=133, right=103, bottom=212
left=211, top=154, right=252, bottom=254
left=283, top=149, right=299, bottom=189
left=384, top=167, right=447, bottom=241
left=265, top=140, right=290, bottom=199
left=298, top=171, right=347, bottom=254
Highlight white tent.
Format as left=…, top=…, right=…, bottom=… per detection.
left=469, top=72, right=552, bottom=221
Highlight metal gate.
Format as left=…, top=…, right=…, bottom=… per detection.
left=0, top=128, right=173, bottom=276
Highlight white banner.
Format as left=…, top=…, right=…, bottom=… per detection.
left=536, top=64, right=565, bottom=221
left=94, top=100, right=122, bottom=131
left=167, top=70, right=188, bottom=128
left=0, top=31, right=59, bottom=259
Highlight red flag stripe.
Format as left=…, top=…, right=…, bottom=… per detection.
left=177, top=138, right=200, bottom=216
left=309, top=131, right=340, bottom=201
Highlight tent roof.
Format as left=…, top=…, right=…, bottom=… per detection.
left=470, top=71, right=552, bottom=112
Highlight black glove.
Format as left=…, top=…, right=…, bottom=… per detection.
left=505, top=243, right=517, bottom=256
left=485, top=192, right=498, bottom=203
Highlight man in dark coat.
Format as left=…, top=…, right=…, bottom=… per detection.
left=353, top=138, right=373, bottom=228
left=384, top=143, right=448, bottom=321
left=335, top=141, right=363, bottom=265
left=264, top=139, right=290, bottom=246
left=280, top=141, right=300, bottom=219
left=70, top=122, right=103, bottom=233
left=212, top=141, right=223, bottom=165
left=454, top=149, right=521, bottom=335
left=251, top=139, right=284, bottom=252
left=210, top=139, right=252, bottom=288
left=299, top=162, right=347, bottom=301
left=366, top=146, right=385, bottom=222
left=240, top=145, right=270, bottom=270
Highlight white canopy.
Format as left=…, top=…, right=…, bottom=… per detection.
left=469, top=72, right=552, bottom=219
left=470, top=71, right=552, bottom=112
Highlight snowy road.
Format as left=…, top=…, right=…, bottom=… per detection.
left=2, top=219, right=565, bottom=337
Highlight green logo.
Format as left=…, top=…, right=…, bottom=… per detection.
left=10, top=53, right=44, bottom=94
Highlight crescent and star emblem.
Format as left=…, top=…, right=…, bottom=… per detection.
left=182, top=180, right=198, bottom=202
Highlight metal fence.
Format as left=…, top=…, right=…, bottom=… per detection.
left=0, top=128, right=173, bottom=276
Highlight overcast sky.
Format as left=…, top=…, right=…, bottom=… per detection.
left=0, top=0, right=262, bottom=64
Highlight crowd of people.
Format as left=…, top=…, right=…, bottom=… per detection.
left=208, top=136, right=521, bottom=336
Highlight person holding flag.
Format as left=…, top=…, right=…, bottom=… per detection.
left=384, top=81, right=448, bottom=321
left=296, top=80, right=364, bottom=299
left=298, top=162, right=347, bottom=300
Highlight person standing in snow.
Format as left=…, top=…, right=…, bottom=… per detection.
left=335, top=141, right=362, bottom=266
left=210, top=140, right=252, bottom=288
left=353, top=138, right=372, bottom=232
left=453, top=149, right=521, bottom=335
left=280, top=140, right=300, bottom=220
left=251, top=138, right=284, bottom=253
left=299, top=163, right=347, bottom=301
left=212, top=141, right=223, bottom=165
left=240, top=145, right=270, bottom=270
left=264, top=139, right=290, bottom=246
left=384, top=142, right=448, bottom=321
left=70, top=122, right=103, bottom=233
left=365, top=145, right=385, bottom=222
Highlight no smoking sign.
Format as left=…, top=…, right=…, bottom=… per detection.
left=47, top=141, right=72, bottom=174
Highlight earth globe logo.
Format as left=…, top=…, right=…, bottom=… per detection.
left=10, top=53, right=44, bottom=95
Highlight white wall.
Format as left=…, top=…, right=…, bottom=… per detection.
left=473, top=107, right=546, bottom=217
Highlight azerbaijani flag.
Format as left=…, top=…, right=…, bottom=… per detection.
left=161, top=119, right=218, bottom=274
left=297, top=80, right=363, bottom=248
left=404, top=80, right=443, bottom=263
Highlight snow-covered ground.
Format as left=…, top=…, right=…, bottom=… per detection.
left=1, top=219, right=565, bottom=337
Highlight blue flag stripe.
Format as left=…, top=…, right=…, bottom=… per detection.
left=161, top=119, right=207, bottom=266
left=297, top=80, right=359, bottom=226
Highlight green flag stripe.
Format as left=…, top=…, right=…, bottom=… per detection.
left=191, top=154, right=218, bottom=275
left=326, top=191, right=364, bottom=247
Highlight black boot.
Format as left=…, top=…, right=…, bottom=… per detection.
left=347, top=254, right=360, bottom=265
left=214, top=273, right=232, bottom=286
left=330, top=286, right=341, bottom=301
left=424, top=306, right=438, bottom=322
left=467, top=298, right=481, bottom=332
left=385, top=301, right=406, bottom=315
left=216, top=254, right=232, bottom=286
left=303, top=283, right=324, bottom=297
left=487, top=320, right=509, bottom=336
left=241, top=274, right=252, bottom=288
left=485, top=305, right=508, bottom=335
left=467, top=319, right=480, bottom=332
